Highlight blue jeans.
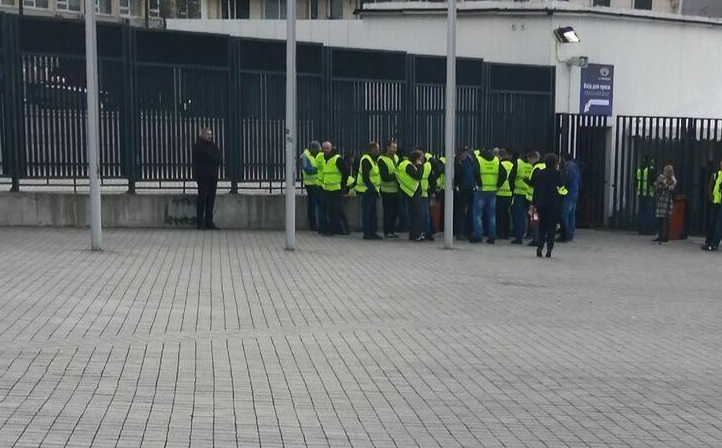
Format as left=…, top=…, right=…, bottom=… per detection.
left=473, top=191, right=497, bottom=240
left=512, top=195, right=528, bottom=241
left=561, top=195, right=578, bottom=240
left=421, top=196, right=431, bottom=235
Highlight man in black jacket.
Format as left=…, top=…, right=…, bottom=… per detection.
left=193, top=127, right=223, bottom=230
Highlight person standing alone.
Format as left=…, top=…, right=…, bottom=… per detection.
left=193, top=127, right=222, bottom=230
left=653, top=165, right=677, bottom=244
left=530, top=153, right=565, bottom=258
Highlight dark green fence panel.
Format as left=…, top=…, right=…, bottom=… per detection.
left=613, top=116, right=722, bottom=235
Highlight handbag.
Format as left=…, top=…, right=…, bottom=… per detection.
left=528, top=205, right=540, bottom=227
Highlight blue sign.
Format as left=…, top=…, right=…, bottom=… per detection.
left=580, top=64, right=614, bottom=116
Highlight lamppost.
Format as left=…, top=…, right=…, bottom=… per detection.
left=284, top=0, right=297, bottom=250
left=443, top=0, right=457, bottom=249
left=85, top=0, right=103, bottom=250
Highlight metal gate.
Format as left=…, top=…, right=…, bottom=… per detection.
left=556, top=113, right=609, bottom=228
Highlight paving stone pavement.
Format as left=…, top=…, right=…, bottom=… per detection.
left=0, top=227, right=720, bottom=448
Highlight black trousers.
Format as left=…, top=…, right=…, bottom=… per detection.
left=454, top=189, right=474, bottom=237
left=306, top=185, right=321, bottom=231
left=196, top=175, right=218, bottom=227
left=658, top=217, right=670, bottom=242
left=407, top=193, right=423, bottom=240
left=496, top=196, right=512, bottom=239
left=438, top=191, right=445, bottom=232
left=705, top=204, right=720, bottom=245
left=537, top=206, right=558, bottom=253
left=318, top=189, right=328, bottom=234
left=325, top=190, right=343, bottom=235
left=381, top=192, right=398, bottom=235
left=362, top=190, right=378, bottom=237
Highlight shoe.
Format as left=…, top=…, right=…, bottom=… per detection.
left=372, top=234, right=383, bottom=240
left=701, top=245, right=713, bottom=251
left=556, top=237, right=568, bottom=243
left=456, top=235, right=468, bottom=241
left=363, top=235, right=375, bottom=241
left=385, top=233, right=398, bottom=239
left=413, top=236, right=425, bottom=242
left=536, top=249, right=542, bottom=258
left=424, top=234, right=435, bottom=242
left=546, top=251, right=552, bottom=258
left=486, top=238, right=495, bottom=244
left=206, top=224, right=221, bottom=231
left=652, top=237, right=661, bottom=242
left=510, top=239, right=523, bottom=245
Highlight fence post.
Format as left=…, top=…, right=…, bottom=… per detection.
left=121, top=24, right=138, bottom=193
left=320, top=47, right=332, bottom=140
left=403, top=53, right=413, bottom=149
left=228, top=38, right=241, bottom=193
left=2, top=14, right=24, bottom=192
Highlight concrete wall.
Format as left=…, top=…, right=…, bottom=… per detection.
left=0, top=193, right=365, bottom=230
left=168, top=1, right=722, bottom=118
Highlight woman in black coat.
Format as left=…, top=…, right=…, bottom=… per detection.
left=530, top=153, right=565, bottom=258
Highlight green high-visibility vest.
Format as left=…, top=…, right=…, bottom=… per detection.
left=437, top=156, right=446, bottom=191
left=497, top=160, right=513, bottom=197
left=396, top=160, right=420, bottom=198
left=420, top=160, right=432, bottom=198
left=378, top=154, right=398, bottom=193
left=636, top=167, right=652, bottom=197
left=322, top=155, right=342, bottom=192
left=355, top=154, right=381, bottom=194
left=713, top=170, right=722, bottom=205
left=526, top=163, right=546, bottom=201
left=477, top=155, right=500, bottom=192
left=514, top=159, right=531, bottom=197
left=316, top=152, right=327, bottom=186
left=301, top=149, right=318, bottom=186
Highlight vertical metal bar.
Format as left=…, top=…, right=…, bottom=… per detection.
left=285, top=0, right=296, bottom=250
left=85, top=0, right=102, bottom=250
left=443, top=0, right=456, bottom=249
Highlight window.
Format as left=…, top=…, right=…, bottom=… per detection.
left=56, top=0, right=80, bottom=11
left=592, top=0, right=610, bottom=6
left=96, top=0, right=111, bottom=14
left=148, top=0, right=160, bottom=18
left=119, top=0, right=142, bottom=16
left=221, top=0, right=249, bottom=18
left=1, top=0, right=15, bottom=6
left=329, top=0, right=342, bottom=19
left=22, top=0, right=49, bottom=8
left=264, top=0, right=286, bottom=19
left=634, top=0, right=652, bottom=10
left=309, top=0, right=318, bottom=19
left=175, top=0, right=201, bottom=18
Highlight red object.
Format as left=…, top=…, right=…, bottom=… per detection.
left=430, top=198, right=441, bottom=232
left=669, top=195, right=686, bottom=240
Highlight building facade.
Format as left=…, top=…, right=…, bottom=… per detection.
left=0, top=0, right=689, bottom=21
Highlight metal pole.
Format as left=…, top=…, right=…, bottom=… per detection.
left=443, top=0, right=457, bottom=250
left=284, top=0, right=297, bottom=250
left=85, top=0, right=102, bottom=251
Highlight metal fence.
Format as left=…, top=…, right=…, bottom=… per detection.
left=613, top=116, right=722, bottom=235
left=0, top=13, right=556, bottom=192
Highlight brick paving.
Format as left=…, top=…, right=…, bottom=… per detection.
left=0, top=227, right=720, bottom=448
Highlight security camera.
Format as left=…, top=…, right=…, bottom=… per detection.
left=566, top=56, right=589, bottom=68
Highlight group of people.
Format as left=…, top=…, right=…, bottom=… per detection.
left=300, top=138, right=582, bottom=258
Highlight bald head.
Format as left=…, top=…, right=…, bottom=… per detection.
left=322, top=141, right=332, bottom=154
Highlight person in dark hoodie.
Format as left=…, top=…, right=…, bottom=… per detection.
left=193, top=127, right=223, bottom=230
left=530, top=153, right=565, bottom=258
left=454, top=146, right=477, bottom=240
left=320, top=140, right=350, bottom=236
left=472, top=148, right=508, bottom=244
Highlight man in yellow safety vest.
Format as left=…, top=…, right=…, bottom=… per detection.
left=496, top=148, right=514, bottom=240
left=472, top=148, right=508, bottom=244
left=357, top=142, right=382, bottom=240
left=299, top=141, right=321, bottom=232
left=510, top=151, right=539, bottom=244
left=378, top=139, right=400, bottom=239
left=321, top=140, right=350, bottom=236
left=703, top=159, right=722, bottom=251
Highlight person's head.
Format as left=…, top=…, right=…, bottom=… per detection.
left=200, top=127, right=213, bottom=142
left=409, top=149, right=424, bottom=164
left=321, top=141, right=332, bottom=154
left=385, top=139, right=397, bottom=156
left=663, top=164, right=675, bottom=179
left=544, top=153, right=559, bottom=168
left=367, top=141, right=380, bottom=157
left=492, top=147, right=500, bottom=158
left=498, top=148, right=509, bottom=160
left=527, top=151, right=540, bottom=164
left=309, top=140, right=321, bottom=155
left=456, top=145, right=469, bottom=159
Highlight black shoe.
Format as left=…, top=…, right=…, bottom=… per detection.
left=546, top=251, right=552, bottom=258
left=486, top=238, right=495, bottom=244
left=424, top=234, right=435, bottom=241
left=412, top=236, right=425, bottom=242
left=371, top=234, right=383, bottom=240
left=652, top=237, right=661, bottom=242
left=556, top=237, right=568, bottom=243
left=363, top=235, right=375, bottom=240
left=536, top=249, right=542, bottom=258
left=510, top=239, right=523, bottom=245
left=206, top=224, right=221, bottom=231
